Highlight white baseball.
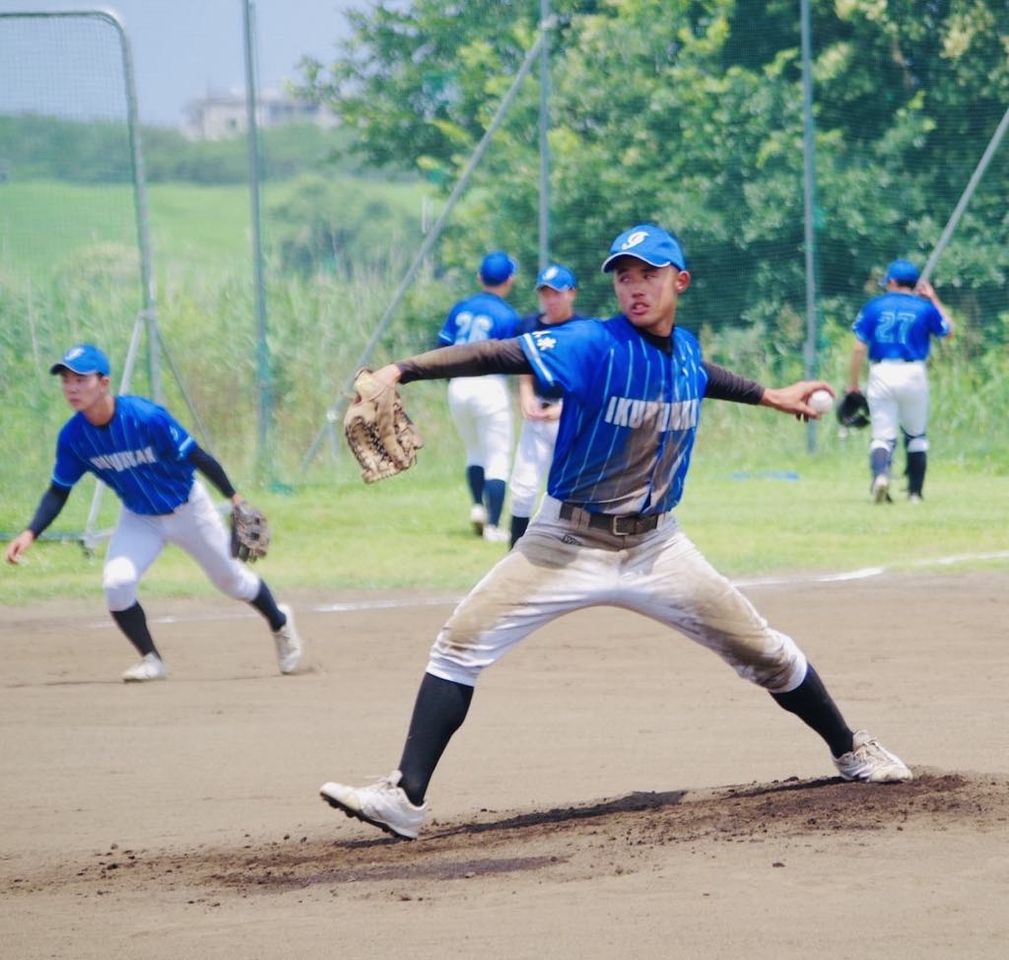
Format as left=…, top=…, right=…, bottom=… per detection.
left=808, top=389, right=834, bottom=414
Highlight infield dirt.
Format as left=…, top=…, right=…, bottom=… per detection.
left=2, top=570, right=1007, bottom=959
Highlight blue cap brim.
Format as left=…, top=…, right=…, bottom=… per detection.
left=601, top=251, right=678, bottom=273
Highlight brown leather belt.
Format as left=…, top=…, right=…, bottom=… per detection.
left=558, top=502, right=662, bottom=536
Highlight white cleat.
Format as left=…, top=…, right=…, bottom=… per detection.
left=833, top=730, right=912, bottom=783
left=320, top=770, right=428, bottom=840
left=469, top=504, right=487, bottom=536
left=122, top=652, right=167, bottom=683
left=482, top=524, right=509, bottom=543
left=273, top=604, right=304, bottom=674
left=871, top=475, right=892, bottom=504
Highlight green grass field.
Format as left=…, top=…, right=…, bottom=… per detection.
left=3, top=419, right=1005, bottom=607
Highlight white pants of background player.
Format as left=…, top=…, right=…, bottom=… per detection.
left=446, top=375, right=513, bottom=482
left=508, top=416, right=560, bottom=518
left=426, top=496, right=807, bottom=692
left=103, top=480, right=259, bottom=612
left=867, top=360, right=930, bottom=460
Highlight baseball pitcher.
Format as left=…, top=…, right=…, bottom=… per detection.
left=319, top=225, right=911, bottom=840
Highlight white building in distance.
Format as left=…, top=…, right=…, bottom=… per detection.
left=184, top=88, right=337, bottom=140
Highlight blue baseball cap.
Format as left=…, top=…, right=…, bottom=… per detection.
left=601, top=224, right=687, bottom=272
left=50, top=343, right=111, bottom=376
left=479, top=250, right=517, bottom=285
left=535, top=263, right=578, bottom=291
left=880, top=259, right=920, bottom=288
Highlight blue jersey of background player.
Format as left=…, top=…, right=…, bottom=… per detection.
left=438, top=251, right=521, bottom=348
left=852, top=266, right=950, bottom=363
left=52, top=394, right=200, bottom=515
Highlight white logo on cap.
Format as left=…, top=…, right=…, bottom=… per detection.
left=621, top=230, right=649, bottom=251
left=67, top=347, right=84, bottom=360
left=544, top=266, right=559, bottom=279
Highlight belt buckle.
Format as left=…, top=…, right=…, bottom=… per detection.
left=611, top=515, right=635, bottom=536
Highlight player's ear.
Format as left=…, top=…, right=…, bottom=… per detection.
left=675, top=270, right=691, bottom=293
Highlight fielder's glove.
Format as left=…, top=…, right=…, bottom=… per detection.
left=344, top=368, right=423, bottom=483
left=837, top=389, right=871, bottom=429
left=230, top=500, right=271, bottom=562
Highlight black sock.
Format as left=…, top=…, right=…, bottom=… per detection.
left=484, top=479, right=506, bottom=527
left=249, top=580, right=286, bottom=632
left=397, top=673, right=474, bottom=806
left=907, top=451, right=926, bottom=496
left=111, top=602, right=159, bottom=659
left=510, top=515, right=530, bottom=548
left=466, top=465, right=485, bottom=506
left=771, top=664, right=853, bottom=758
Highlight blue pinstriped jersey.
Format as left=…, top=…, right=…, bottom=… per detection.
left=52, top=396, right=197, bottom=515
left=516, top=311, right=590, bottom=401
left=438, top=291, right=520, bottom=347
left=852, top=292, right=951, bottom=362
left=520, top=315, right=709, bottom=515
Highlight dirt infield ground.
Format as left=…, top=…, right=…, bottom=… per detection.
left=2, top=569, right=1007, bottom=959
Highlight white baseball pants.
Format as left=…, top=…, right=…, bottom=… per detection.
left=103, top=480, right=260, bottom=611
left=508, top=416, right=559, bottom=517
left=447, top=375, right=513, bottom=481
left=867, top=360, right=930, bottom=451
left=426, top=496, right=807, bottom=693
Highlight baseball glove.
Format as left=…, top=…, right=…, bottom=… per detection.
left=344, top=368, right=423, bottom=483
left=837, top=389, right=871, bottom=429
left=230, top=500, right=271, bottom=562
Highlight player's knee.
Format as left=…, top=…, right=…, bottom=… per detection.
left=733, top=634, right=807, bottom=693
left=906, top=435, right=928, bottom=453
left=103, top=558, right=140, bottom=611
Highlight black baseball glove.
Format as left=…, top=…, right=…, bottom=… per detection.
left=837, top=389, right=871, bottom=429
left=230, top=501, right=271, bottom=562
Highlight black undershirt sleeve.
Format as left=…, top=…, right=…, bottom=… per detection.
left=27, top=484, right=72, bottom=537
left=396, top=339, right=532, bottom=383
left=702, top=361, right=766, bottom=405
left=187, top=445, right=237, bottom=499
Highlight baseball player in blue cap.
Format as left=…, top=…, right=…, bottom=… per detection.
left=847, top=259, right=954, bottom=503
left=320, top=224, right=911, bottom=840
left=5, top=344, right=303, bottom=681
left=437, top=251, right=522, bottom=542
left=507, top=263, right=588, bottom=547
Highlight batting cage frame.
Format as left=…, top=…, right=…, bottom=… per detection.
left=0, top=8, right=209, bottom=554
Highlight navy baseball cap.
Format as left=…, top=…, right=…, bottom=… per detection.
left=535, top=263, right=577, bottom=291
left=479, top=250, right=517, bottom=285
left=601, top=224, right=687, bottom=272
left=880, top=259, right=920, bottom=288
left=50, top=343, right=111, bottom=376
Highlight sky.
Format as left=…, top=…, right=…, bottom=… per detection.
left=1, top=1, right=354, bottom=127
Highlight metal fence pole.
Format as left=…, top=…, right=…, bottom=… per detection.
left=538, top=0, right=551, bottom=270
left=800, top=0, right=819, bottom=453
left=243, top=0, right=272, bottom=483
